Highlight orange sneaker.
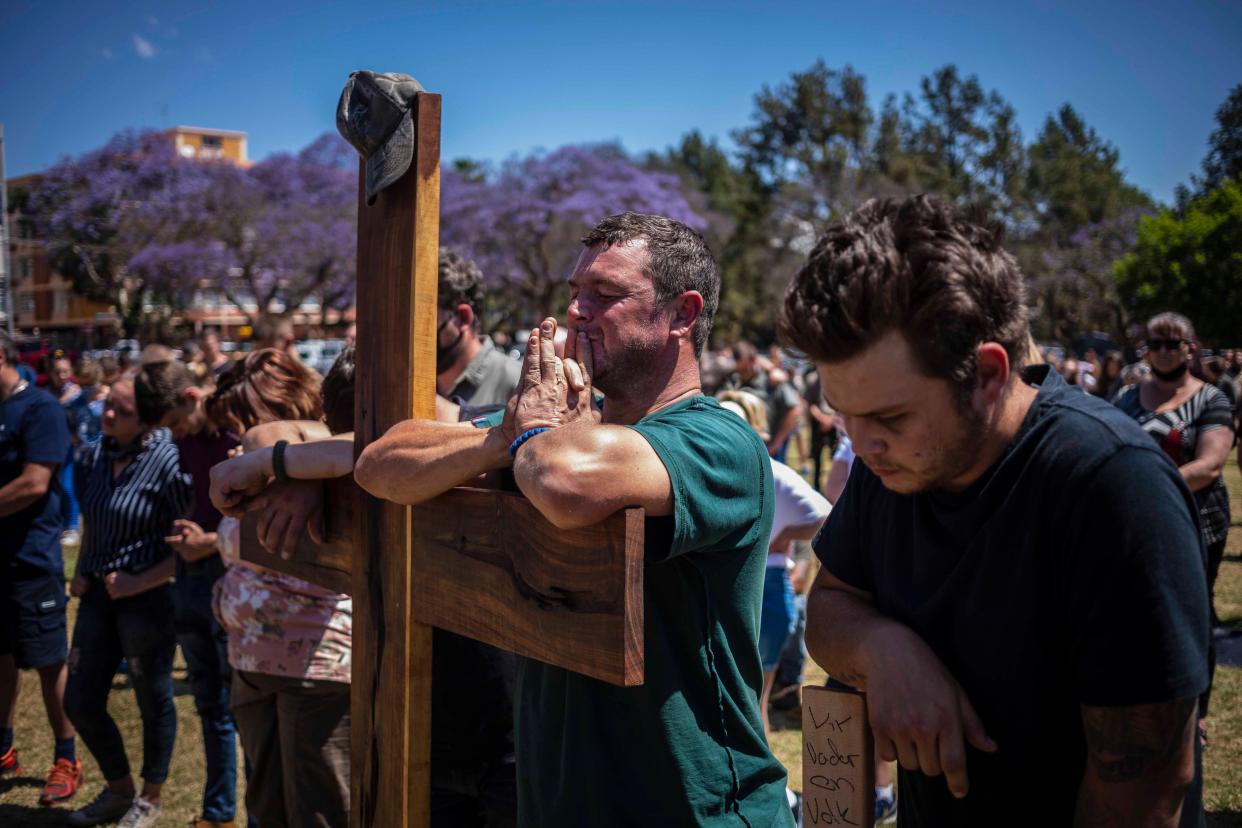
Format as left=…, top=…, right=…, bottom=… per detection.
left=0, top=745, right=20, bottom=776
left=40, top=757, right=83, bottom=805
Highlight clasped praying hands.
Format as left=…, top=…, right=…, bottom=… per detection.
left=506, top=317, right=600, bottom=440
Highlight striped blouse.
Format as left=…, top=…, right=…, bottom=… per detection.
left=1115, top=382, right=1233, bottom=546
left=77, top=427, right=193, bottom=575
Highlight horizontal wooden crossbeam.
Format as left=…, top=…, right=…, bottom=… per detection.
left=241, top=480, right=646, bottom=687
left=411, top=487, right=644, bottom=687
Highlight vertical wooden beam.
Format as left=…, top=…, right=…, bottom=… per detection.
left=352, top=92, right=441, bottom=828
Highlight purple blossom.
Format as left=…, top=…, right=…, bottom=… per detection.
left=441, top=143, right=706, bottom=328
left=31, top=129, right=358, bottom=332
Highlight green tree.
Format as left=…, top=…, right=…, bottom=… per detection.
left=659, top=131, right=783, bottom=342
left=900, top=65, right=1027, bottom=221
left=1026, top=104, right=1152, bottom=244
left=1191, top=84, right=1242, bottom=197
left=1114, top=180, right=1242, bottom=344
left=734, top=60, right=878, bottom=222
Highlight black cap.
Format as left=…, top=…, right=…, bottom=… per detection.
left=336, top=71, right=425, bottom=205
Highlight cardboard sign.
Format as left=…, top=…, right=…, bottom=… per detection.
left=802, top=685, right=874, bottom=827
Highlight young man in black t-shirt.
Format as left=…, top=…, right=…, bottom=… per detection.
left=780, top=196, right=1209, bottom=827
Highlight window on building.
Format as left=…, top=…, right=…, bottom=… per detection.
left=18, top=294, right=34, bottom=317
left=53, top=290, right=69, bottom=318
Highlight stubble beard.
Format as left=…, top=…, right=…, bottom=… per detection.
left=590, top=337, right=664, bottom=398
left=877, top=405, right=987, bottom=495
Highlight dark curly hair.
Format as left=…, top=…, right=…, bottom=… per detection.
left=779, top=195, right=1029, bottom=403
left=438, top=247, right=486, bottom=329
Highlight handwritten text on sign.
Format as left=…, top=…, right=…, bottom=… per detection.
left=802, top=685, right=874, bottom=827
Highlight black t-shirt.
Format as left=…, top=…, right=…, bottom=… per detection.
left=814, top=366, right=1209, bottom=826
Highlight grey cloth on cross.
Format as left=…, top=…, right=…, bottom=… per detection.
left=336, top=70, right=425, bottom=205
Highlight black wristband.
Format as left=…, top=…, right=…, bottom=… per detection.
left=272, top=440, right=290, bottom=484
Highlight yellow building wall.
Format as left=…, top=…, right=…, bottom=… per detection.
left=171, top=130, right=247, bottom=163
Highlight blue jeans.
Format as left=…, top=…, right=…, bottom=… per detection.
left=175, top=555, right=238, bottom=822
left=777, top=592, right=808, bottom=688
left=61, top=458, right=79, bottom=530
left=64, top=580, right=177, bottom=784
left=758, top=567, right=796, bottom=671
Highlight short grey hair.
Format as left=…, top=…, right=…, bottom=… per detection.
left=1147, top=312, right=1196, bottom=343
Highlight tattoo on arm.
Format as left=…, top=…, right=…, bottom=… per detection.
left=1081, top=697, right=1196, bottom=783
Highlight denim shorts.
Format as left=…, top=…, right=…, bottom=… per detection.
left=758, top=566, right=796, bottom=671
left=0, top=565, right=69, bottom=669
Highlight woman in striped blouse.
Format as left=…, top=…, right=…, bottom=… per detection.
left=63, top=377, right=192, bottom=828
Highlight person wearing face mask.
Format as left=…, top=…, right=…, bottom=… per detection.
left=435, top=247, right=521, bottom=409
left=1115, top=312, right=1233, bottom=749
left=1115, top=313, right=1232, bottom=631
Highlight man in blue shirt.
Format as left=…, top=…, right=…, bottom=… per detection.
left=0, top=330, right=81, bottom=804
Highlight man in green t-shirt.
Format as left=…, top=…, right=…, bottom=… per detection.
left=355, top=212, right=793, bottom=826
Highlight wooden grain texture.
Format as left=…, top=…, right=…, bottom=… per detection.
left=351, top=91, right=440, bottom=828
left=410, top=487, right=644, bottom=686
left=238, top=477, right=355, bottom=595
left=802, top=685, right=874, bottom=828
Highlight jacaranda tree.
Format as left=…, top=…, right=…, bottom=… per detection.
left=32, top=130, right=357, bottom=336
left=29, top=130, right=212, bottom=336
left=128, top=133, right=357, bottom=329
left=440, top=143, right=706, bottom=331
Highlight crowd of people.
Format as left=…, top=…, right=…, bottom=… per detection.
left=0, top=193, right=1235, bottom=827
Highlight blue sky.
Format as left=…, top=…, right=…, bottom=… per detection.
left=2, top=0, right=1239, bottom=204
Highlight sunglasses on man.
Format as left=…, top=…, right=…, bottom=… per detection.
left=1145, top=339, right=1187, bottom=351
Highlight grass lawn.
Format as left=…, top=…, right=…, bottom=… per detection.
left=0, top=542, right=244, bottom=826
left=4, top=448, right=1242, bottom=824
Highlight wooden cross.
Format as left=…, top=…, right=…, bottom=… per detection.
left=240, top=88, right=646, bottom=827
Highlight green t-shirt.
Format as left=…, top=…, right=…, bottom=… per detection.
left=514, top=395, right=793, bottom=827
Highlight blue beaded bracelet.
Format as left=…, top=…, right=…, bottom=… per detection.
left=509, top=427, right=550, bottom=458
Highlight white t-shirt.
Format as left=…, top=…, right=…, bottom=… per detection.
left=768, top=459, right=831, bottom=568
left=832, top=433, right=855, bottom=469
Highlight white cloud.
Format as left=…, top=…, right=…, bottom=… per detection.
left=133, top=34, right=156, bottom=58
left=147, top=15, right=158, bottom=27
left=100, top=47, right=115, bottom=60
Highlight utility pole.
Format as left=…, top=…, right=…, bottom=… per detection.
left=0, top=124, right=14, bottom=336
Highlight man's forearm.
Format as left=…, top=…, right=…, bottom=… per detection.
left=806, top=583, right=905, bottom=689
left=355, top=420, right=511, bottom=505
left=0, top=472, right=49, bottom=518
